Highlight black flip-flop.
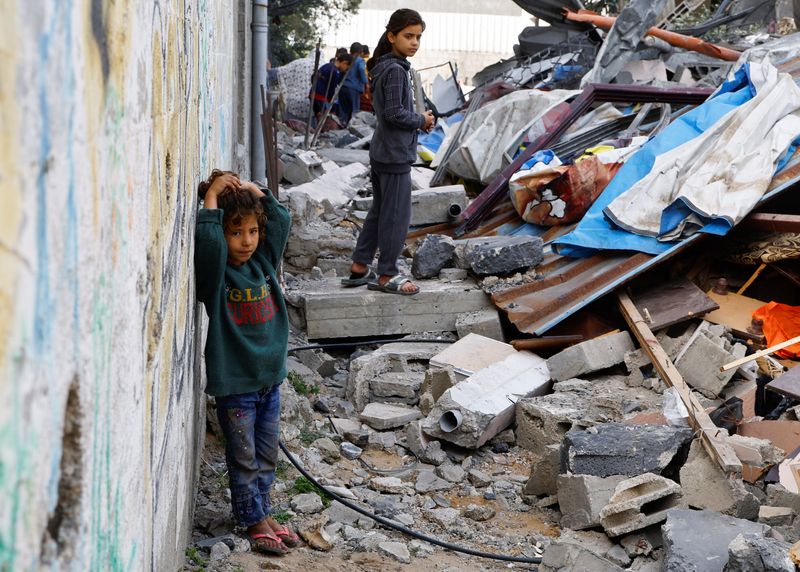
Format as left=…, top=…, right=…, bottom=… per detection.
left=367, top=275, right=420, bottom=296
left=341, top=268, right=377, bottom=288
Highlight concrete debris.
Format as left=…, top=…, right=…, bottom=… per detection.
left=421, top=351, right=550, bottom=448
left=284, top=162, right=369, bottom=208
left=291, top=492, right=325, bottom=514
left=356, top=185, right=468, bottom=227
left=547, top=332, right=635, bottom=382
left=298, top=514, right=336, bottom=551
left=378, top=541, right=411, bottom=564
left=463, top=235, right=544, bottom=276
left=599, top=473, right=684, bottom=536
left=675, top=325, right=748, bottom=398
left=455, top=308, right=505, bottom=342
left=557, top=474, right=627, bottom=530
left=562, top=423, right=693, bottom=478
left=340, top=442, right=362, bottom=460
left=662, top=509, right=771, bottom=572
left=724, top=532, right=795, bottom=572
left=316, top=147, right=371, bottom=165
left=411, top=234, right=455, bottom=279
left=283, top=150, right=329, bottom=185
left=359, top=403, right=422, bottom=430
left=524, top=444, right=562, bottom=497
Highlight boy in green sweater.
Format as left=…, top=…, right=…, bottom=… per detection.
left=195, top=169, right=299, bottom=555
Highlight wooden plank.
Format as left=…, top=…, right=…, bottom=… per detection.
left=705, top=289, right=766, bottom=341
left=631, top=278, right=719, bottom=331
left=720, top=334, right=800, bottom=372
left=738, top=212, right=800, bottom=233
left=737, top=263, right=767, bottom=295
left=617, top=292, right=742, bottom=477
left=766, top=366, right=800, bottom=400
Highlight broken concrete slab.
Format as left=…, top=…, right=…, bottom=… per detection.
left=360, top=403, right=422, bottom=430
left=540, top=538, right=626, bottom=572
left=455, top=308, right=505, bottom=342
left=297, top=278, right=495, bottom=340
left=547, top=332, right=635, bottom=382
left=357, top=185, right=468, bottom=227
left=679, top=439, right=760, bottom=520
left=464, top=235, right=544, bottom=276
left=411, top=235, right=455, bottom=279
left=675, top=329, right=747, bottom=399
left=662, top=509, right=771, bottom=572
left=428, top=333, right=517, bottom=378
left=562, top=423, right=693, bottom=478
left=421, top=366, right=456, bottom=403
left=557, top=474, right=627, bottom=530
left=415, top=469, right=453, bottom=493
left=410, top=166, right=434, bottom=190
left=599, top=473, right=684, bottom=537
left=421, top=351, right=550, bottom=448
left=283, top=149, right=327, bottom=185
left=317, top=147, right=370, bottom=165
left=371, top=371, right=425, bottom=403
left=284, top=162, right=369, bottom=207
left=758, top=506, right=794, bottom=527
left=725, top=532, right=795, bottom=572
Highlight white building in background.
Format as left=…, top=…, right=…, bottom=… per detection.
left=323, top=0, right=537, bottom=86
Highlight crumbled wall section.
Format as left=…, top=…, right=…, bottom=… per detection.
left=0, top=1, right=247, bottom=570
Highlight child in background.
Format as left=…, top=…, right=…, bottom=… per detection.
left=342, top=9, right=434, bottom=295
left=195, top=170, right=300, bottom=555
left=313, top=52, right=353, bottom=119
left=339, top=42, right=369, bottom=125
left=359, top=44, right=374, bottom=113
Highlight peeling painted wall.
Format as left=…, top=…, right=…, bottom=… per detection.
left=0, top=1, right=250, bottom=570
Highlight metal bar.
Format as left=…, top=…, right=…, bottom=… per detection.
left=430, top=89, right=484, bottom=187
left=564, top=9, right=742, bottom=61
left=309, top=65, right=353, bottom=148
left=304, top=38, right=322, bottom=149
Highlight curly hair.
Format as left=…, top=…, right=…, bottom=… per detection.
left=198, top=169, right=267, bottom=245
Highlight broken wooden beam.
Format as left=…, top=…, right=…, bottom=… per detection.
left=738, top=213, right=800, bottom=233
left=617, top=291, right=742, bottom=477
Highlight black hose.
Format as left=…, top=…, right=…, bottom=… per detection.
left=287, top=338, right=455, bottom=354
left=279, top=441, right=543, bottom=565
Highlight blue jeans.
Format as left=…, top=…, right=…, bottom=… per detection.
left=338, top=86, right=360, bottom=125
left=216, top=384, right=281, bottom=527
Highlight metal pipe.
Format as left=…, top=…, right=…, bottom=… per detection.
left=563, top=9, right=742, bottom=62
left=251, top=1, right=269, bottom=184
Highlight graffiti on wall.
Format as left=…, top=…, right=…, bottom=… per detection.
left=0, top=0, right=239, bottom=570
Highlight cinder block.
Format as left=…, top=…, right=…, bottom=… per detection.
left=599, top=473, right=684, bottom=537
left=675, top=332, right=745, bottom=398
left=547, top=332, right=635, bottom=382
left=557, top=474, right=627, bottom=530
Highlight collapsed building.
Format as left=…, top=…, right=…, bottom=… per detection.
left=187, top=1, right=800, bottom=570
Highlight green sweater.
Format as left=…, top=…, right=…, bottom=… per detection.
left=194, top=192, right=291, bottom=396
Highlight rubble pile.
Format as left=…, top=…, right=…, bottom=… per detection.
left=185, top=2, right=800, bottom=570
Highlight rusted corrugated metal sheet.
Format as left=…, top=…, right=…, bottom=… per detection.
left=492, top=152, right=800, bottom=335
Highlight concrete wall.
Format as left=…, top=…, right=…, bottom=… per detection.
left=0, top=1, right=249, bottom=570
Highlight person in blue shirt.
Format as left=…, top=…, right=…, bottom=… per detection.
left=312, top=52, right=352, bottom=120
left=339, top=42, right=368, bottom=125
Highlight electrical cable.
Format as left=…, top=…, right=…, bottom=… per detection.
left=287, top=337, right=455, bottom=354
left=278, top=441, right=543, bottom=564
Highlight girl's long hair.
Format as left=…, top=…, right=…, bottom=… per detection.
left=367, top=9, right=425, bottom=73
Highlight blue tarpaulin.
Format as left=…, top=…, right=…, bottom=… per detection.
left=552, top=64, right=788, bottom=257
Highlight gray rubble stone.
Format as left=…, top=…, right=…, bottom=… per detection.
left=378, top=541, right=411, bottom=564
left=421, top=441, right=448, bottom=466
left=422, top=367, right=457, bottom=402
left=562, top=423, right=693, bottom=478
left=415, top=470, right=453, bottom=493
left=766, top=484, right=800, bottom=514
left=356, top=531, right=389, bottom=552
left=464, top=235, right=544, bottom=276
left=209, top=541, right=231, bottom=561
left=311, top=437, right=341, bottom=463
left=662, top=509, right=771, bottom=572
left=324, top=501, right=362, bottom=525
left=455, top=309, right=505, bottom=342
left=412, top=235, right=455, bottom=279
left=440, top=267, right=468, bottom=281
left=344, top=428, right=369, bottom=447
left=317, top=147, right=370, bottom=165
left=369, top=477, right=407, bottom=495
left=599, top=473, right=684, bottom=537
left=540, top=540, right=625, bottom=572
left=435, top=463, right=466, bottom=483
left=606, top=545, right=632, bottom=567
left=524, top=444, right=561, bottom=497
left=758, top=506, right=794, bottom=527
left=463, top=504, right=496, bottom=521
left=409, top=539, right=435, bottom=556
left=367, top=430, right=397, bottom=450
left=547, top=332, right=635, bottom=382
left=680, top=439, right=760, bottom=520
left=291, top=492, right=324, bottom=514
left=468, top=469, right=492, bottom=488
left=371, top=371, right=424, bottom=401
left=426, top=507, right=460, bottom=528
left=557, top=474, right=627, bottom=530
left=723, top=532, right=794, bottom=572
left=675, top=332, right=745, bottom=398
left=360, top=402, right=422, bottom=430
left=516, top=392, right=591, bottom=451
left=404, top=420, right=430, bottom=458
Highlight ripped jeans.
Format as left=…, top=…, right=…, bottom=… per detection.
left=215, top=383, right=281, bottom=527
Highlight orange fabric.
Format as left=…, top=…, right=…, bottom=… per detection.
left=753, top=301, right=800, bottom=359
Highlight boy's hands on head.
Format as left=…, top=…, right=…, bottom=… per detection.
left=422, top=110, right=435, bottom=132
left=240, top=181, right=266, bottom=198
left=206, top=173, right=241, bottom=207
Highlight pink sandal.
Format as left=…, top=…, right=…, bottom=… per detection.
left=248, top=530, right=289, bottom=555
left=273, top=525, right=301, bottom=548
